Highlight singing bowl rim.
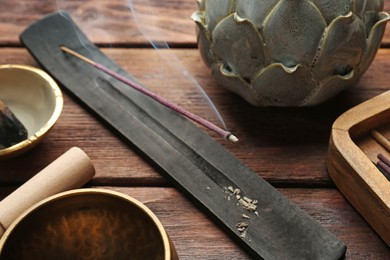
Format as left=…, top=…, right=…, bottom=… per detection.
left=0, top=64, right=63, bottom=159
left=0, top=188, right=172, bottom=260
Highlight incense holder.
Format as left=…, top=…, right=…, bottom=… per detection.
left=192, top=0, right=390, bottom=106
left=327, top=90, right=390, bottom=246
left=0, top=65, right=63, bottom=159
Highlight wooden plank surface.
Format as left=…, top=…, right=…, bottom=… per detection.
left=1, top=0, right=390, bottom=258
left=0, top=0, right=389, bottom=46
left=1, top=48, right=390, bottom=187
left=0, top=0, right=197, bottom=46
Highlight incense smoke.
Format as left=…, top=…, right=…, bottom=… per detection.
left=126, top=0, right=228, bottom=130
left=54, top=0, right=228, bottom=131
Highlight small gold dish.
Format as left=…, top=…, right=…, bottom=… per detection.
left=0, top=64, right=63, bottom=158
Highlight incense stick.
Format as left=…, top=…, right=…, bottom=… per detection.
left=375, top=160, right=390, bottom=181
left=371, top=130, right=390, bottom=152
left=378, top=153, right=390, bottom=168
left=60, top=46, right=238, bottom=142
left=372, top=154, right=389, bottom=179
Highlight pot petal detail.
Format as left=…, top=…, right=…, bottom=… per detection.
left=192, top=11, right=214, bottom=68
left=235, top=0, right=279, bottom=30
left=313, top=12, right=366, bottom=79
left=211, top=13, right=266, bottom=80
left=211, top=63, right=262, bottom=106
left=263, top=0, right=327, bottom=67
left=311, top=0, right=352, bottom=24
left=359, top=12, right=390, bottom=74
left=252, top=63, right=316, bottom=106
left=192, top=0, right=389, bottom=106
left=204, top=0, right=235, bottom=33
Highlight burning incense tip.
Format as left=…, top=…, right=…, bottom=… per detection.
left=228, top=134, right=238, bottom=143
left=60, top=46, right=238, bottom=143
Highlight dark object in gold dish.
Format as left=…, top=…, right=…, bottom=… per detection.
left=0, top=99, right=27, bottom=149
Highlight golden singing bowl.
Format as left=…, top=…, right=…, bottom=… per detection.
left=0, top=64, right=63, bottom=159
left=0, top=188, right=177, bottom=260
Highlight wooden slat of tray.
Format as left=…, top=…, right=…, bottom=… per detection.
left=1, top=47, right=390, bottom=186
left=0, top=186, right=388, bottom=259
left=328, top=91, right=390, bottom=247
left=0, top=0, right=390, bottom=46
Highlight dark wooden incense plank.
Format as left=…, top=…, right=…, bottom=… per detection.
left=0, top=0, right=390, bottom=46
left=19, top=12, right=346, bottom=259
left=0, top=187, right=388, bottom=259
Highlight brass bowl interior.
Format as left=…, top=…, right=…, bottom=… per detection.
left=0, top=190, right=167, bottom=260
left=0, top=64, right=63, bottom=158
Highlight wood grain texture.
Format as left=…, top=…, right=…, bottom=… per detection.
left=21, top=16, right=346, bottom=258
left=0, top=186, right=388, bottom=259
left=1, top=1, right=390, bottom=256
left=0, top=0, right=389, bottom=46
left=1, top=48, right=390, bottom=187
left=0, top=0, right=197, bottom=46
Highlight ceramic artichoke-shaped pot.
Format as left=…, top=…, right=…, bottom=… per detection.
left=192, top=0, right=390, bottom=106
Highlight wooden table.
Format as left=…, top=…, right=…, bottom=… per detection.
left=1, top=1, right=389, bottom=258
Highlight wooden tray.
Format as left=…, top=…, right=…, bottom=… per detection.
left=327, top=90, right=390, bottom=247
